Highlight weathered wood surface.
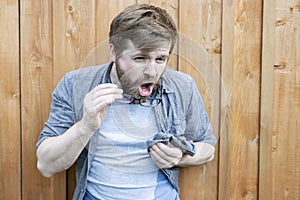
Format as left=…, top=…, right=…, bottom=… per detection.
left=0, top=0, right=21, bottom=199
left=272, top=1, right=300, bottom=199
left=21, top=1, right=66, bottom=199
left=259, top=0, right=275, bottom=199
left=219, top=1, right=263, bottom=199
left=0, top=0, right=299, bottom=199
left=177, top=1, right=221, bottom=199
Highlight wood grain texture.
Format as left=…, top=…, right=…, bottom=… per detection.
left=231, top=0, right=262, bottom=199
left=1, top=0, right=299, bottom=199
left=178, top=1, right=222, bottom=199
left=259, top=0, right=275, bottom=199
left=21, top=0, right=67, bottom=199
left=220, top=0, right=262, bottom=199
left=272, top=1, right=300, bottom=199
left=53, top=0, right=97, bottom=82
left=219, top=0, right=235, bottom=199
left=0, top=0, right=20, bottom=199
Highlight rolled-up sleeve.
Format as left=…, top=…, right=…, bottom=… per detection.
left=185, top=79, right=217, bottom=146
left=36, top=71, right=77, bottom=148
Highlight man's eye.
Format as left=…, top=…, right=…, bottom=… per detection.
left=156, top=57, right=167, bottom=63
left=134, top=57, right=145, bottom=61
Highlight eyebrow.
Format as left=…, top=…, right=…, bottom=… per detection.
left=124, top=47, right=170, bottom=58
left=135, top=49, right=169, bottom=55
left=131, top=53, right=170, bottom=60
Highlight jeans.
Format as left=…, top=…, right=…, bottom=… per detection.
left=83, top=189, right=180, bottom=200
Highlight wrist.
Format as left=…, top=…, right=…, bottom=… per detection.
left=73, top=120, right=96, bottom=146
left=177, top=154, right=190, bottom=167
left=75, top=120, right=97, bottom=141
left=79, top=119, right=98, bottom=133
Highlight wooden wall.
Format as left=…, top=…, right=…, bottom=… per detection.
left=0, top=0, right=299, bottom=199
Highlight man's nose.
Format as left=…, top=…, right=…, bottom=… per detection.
left=143, top=62, right=157, bottom=77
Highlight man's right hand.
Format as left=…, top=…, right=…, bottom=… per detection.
left=82, top=83, right=123, bottom=132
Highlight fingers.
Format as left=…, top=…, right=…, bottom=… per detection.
left=89, top=83, right=123, bottom=113
left=82, top=84, right=123, bottom=131
left=91, top=84, right=123, bottom=105
left=91, top=84, right=123, bottom=99
left=149, top=143, right=183, bottom=169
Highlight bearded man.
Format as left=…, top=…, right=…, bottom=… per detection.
left=36, top=4, right=216, bottom=200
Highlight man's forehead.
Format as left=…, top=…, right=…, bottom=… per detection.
left=122, top=40, right=171, bottom=55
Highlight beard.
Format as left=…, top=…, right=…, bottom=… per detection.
left=115, top=60, right=160, bottom=98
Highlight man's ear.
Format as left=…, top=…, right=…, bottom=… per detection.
left=109, top=44, right=116, bottom=62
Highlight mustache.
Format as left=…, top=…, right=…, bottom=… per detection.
left=120, top=74, right=157, bottom=86
left=119, top=74, right=158, bottom=96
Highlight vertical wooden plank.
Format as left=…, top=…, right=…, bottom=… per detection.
left=219, top=0, right=235, bottom=199
left=220, top=0, right=262, bottom=199
left=178, top=1, right=222, bottom=199
left=53, top=0, right=71, bottom=82
left=294, top=1, right=300, bottom=197
left=259, top=0, right=275, bottom=199
left=53, top=0, right=97, bottom=82
left=272, top=0, right=300, bottom=199
left=178, top=0, right=222, bottom=139
left=0, top=0, right=20, bottom=199
left=231, top=0, right=262, bottom=199
left=21, top=0, right=66, bottom=199
left=296, top=3, right=300, bottom=196
left=233, top=0, right=261, bottom=198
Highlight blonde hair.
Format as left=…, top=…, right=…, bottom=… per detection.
left=109, top=4, right=177, bottom=56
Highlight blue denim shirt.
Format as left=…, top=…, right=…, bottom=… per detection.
left=36, top=63, right=216, bottom=200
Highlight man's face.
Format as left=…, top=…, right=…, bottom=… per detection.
left=111, top=41, right=171, bottom=97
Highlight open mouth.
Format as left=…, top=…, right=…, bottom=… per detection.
left=138, top=83, right=154, bottom=97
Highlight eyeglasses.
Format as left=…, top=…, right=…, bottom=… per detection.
left=116, top=94, right=162, bottom=107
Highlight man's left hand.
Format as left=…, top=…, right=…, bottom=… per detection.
left=149, top=142, right=183, bottom=169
